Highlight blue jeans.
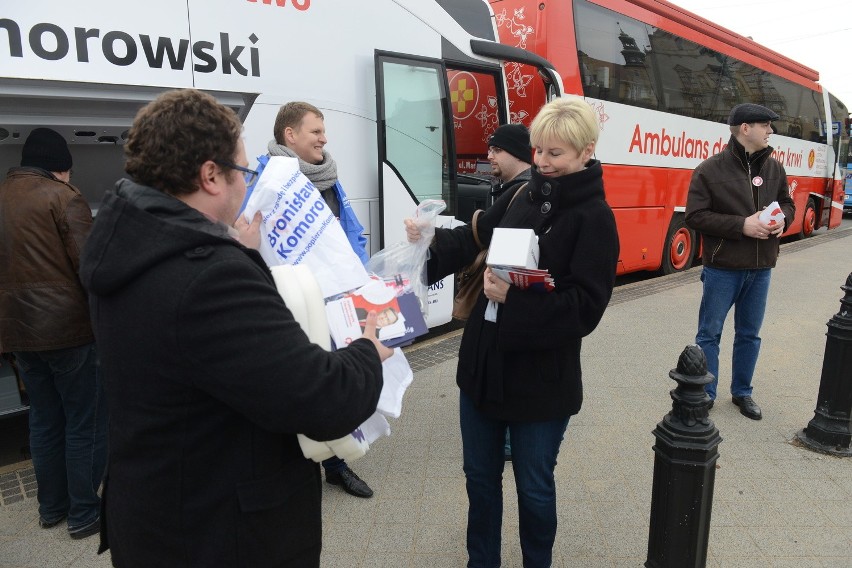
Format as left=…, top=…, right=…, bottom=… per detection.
left=14, top=343, right=107, bottom=529
left=695, top=266, right=771, bottom=400
left=460, top=391, right=569, bottom=568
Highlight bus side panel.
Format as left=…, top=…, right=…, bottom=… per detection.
left=610, top=206, right=667, bottom=273
left=829, top=179, right=846, bottom=228
left=603, top=164, right=669, bottom=273
left=489, top=1, right=550, bottom=125
left=2, top=1, right=194, bottom=87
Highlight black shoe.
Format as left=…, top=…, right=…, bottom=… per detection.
left=732, top=396, right=762, bottom=420
left=325, top=465, right=373, bottom=498
left=68, top=518, right=100, bottom=540
left=39, top=516, right=65, bottom=529
left=504, top=452, right=512, bottom=462
left=707, top=399, right=714, bottom=410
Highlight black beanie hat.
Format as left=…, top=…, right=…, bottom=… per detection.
left=21, top=128, right=72, bottom=172
left=488, top=123, right=532, bottom=165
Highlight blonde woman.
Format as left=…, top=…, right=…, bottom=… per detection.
left=406, top=97, right=619, bottom=566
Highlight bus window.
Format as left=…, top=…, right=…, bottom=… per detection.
left=572, top=0, right=825, bottom=140
left=447, top=67, right=502, bottom=222
left=447, top=68, right=500, bottom=178
left=376, top=56, right=506, bottom=222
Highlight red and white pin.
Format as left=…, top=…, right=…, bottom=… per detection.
left=752, top=176, right=764, bottom=187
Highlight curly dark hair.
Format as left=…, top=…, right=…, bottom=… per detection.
left=125, top=89, right=243, bottom=196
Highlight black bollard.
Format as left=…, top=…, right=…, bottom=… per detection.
left=646, top=344, right=722, bottom=568
left=796, top=272, right=852, bottom=457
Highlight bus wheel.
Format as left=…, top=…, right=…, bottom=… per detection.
left=659, top=216, right=694, bottom=275
left=798, top=198, right=816, bottom=239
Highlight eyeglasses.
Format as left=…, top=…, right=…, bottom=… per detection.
left=214, top=160, right=259, bottom=186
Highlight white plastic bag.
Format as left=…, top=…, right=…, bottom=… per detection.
left=365, top=199, right=446, bottom=315
left=243, top=156, right=368, bottom=298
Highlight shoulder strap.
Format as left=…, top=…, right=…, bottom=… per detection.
left=470, top=182, right=528, bottom=251
left=471, top=210, right=485, bottom=250
left=508, top=182, right=527, bottom=210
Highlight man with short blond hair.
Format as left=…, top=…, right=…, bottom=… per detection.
left=259, top=101, right=375, bottom=498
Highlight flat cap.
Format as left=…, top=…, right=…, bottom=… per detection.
left=727, top=103, right=780, bottom=126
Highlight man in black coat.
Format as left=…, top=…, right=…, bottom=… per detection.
left=79, top=89, right=390, bottom=568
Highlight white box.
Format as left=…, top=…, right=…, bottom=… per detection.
left=758, top=200, right=785, bottom=227
left=486, top=228, right=539, bottom=269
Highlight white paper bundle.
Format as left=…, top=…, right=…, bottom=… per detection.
left=270, top=265, right=410, bottom=463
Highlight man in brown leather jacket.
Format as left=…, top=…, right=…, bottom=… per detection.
left=686, top=103, right=795, bottom=421
left=0, top=128, right=106, bottom=540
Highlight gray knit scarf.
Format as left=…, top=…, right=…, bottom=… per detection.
left=267, top=141, right=337, bottom=191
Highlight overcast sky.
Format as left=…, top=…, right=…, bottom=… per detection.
left=668, top=0, right=852, bottom=112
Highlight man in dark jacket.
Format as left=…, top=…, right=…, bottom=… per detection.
left=487, top=123, right=532, bottom=206
left=686, top=103, right=795, bottom=420
left=0, top=128, right=106, bottom=540
left=485, top=123, right=533, bottom=461
left=79, top=89, right=389, bottom=568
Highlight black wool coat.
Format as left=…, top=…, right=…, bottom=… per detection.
left=79, top=180, right=383, bottom=568
left=428, top=162, right=619, bottom=421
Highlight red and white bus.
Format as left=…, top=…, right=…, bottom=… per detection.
left=486, top=0, right=850, bottom=274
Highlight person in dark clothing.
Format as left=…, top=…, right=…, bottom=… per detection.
left=686, top=103, right=795, bottom=420
left=405, top=97, right=619, bottom=567
left=487, top=123, right=533, bottom=206
left=485, top=123, right=533, bottom=460
left=79, top=89, right=391, bottom=568
left=0, top=127, right=106, bottom=541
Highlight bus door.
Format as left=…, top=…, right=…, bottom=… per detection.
left=375, top=52, right=506, bottom=326
left=375, top=52, right=506, bottom=234
left=830, top=134, right=850, bottom=228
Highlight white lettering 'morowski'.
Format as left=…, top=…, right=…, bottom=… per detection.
left=0, top=18, right=260, bottom=76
